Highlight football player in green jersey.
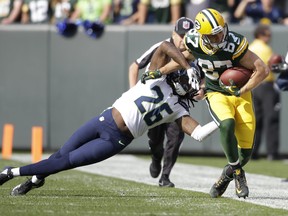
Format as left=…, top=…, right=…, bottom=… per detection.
left=141, top=8, right=269, bottom=199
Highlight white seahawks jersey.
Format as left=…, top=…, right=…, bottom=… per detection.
left=113, top=77, right=189, bottom=138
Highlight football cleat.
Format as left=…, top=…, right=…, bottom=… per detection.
left=233, top=168, right=249, bottom=198
left=149, top=157, right=161, bottom=178
left=210, top=165, right=233, bottom=198
left=159, top=175, right=175, bottom=187
left=11, top=178, right=45, bottom=196
left=0, top=167, right=14, bottom=185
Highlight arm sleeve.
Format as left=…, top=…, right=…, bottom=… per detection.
left=191, top=121, right=218, bottom=142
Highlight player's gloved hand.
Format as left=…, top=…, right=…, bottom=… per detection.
left=219, top=79, right=241, bottom=97
left=187, top=67, right=200, bottom=90
left=141, top=69, right=162, bottom=84
left=271, top=63, right=288, bottom=74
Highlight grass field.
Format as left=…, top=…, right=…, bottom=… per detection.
left=1, top=156, right=288, bottom=216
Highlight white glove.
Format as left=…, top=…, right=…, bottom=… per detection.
left=187, top=67, right=200, bottom=91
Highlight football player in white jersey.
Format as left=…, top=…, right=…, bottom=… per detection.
left=0, top=41, right=218, bottom=196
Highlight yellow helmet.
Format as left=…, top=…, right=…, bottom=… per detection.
left=194, top=8, right=228, bottom=51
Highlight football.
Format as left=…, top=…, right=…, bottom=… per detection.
left=268, top=54, right=283, bottom=69
left=220, top=67, right=253, bottom=88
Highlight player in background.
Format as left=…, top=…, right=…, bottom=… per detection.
left=0, top=41, right=218, bottom=196
left=249, top=24, right=280, bottom=160
left=272, top=50, right=288, bottom=182
left=141, top=8, right=269, bottom=198
left=272, top=50, right=288, bottom=92
left=129, top=17, right=194, bottom=187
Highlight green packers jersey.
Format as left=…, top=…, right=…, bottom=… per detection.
left=184, top=29, right=249, bottom=94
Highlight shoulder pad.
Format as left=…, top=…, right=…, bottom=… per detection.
left=228, top=31, right=249, bottom=60
left=184, top=29, right=200, bottom=52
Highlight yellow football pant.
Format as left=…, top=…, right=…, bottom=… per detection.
left=206, top=91, right=255, bottom=149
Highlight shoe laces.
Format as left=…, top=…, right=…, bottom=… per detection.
left=215, top=174, right=232, bottom=188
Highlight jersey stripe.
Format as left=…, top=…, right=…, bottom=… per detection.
left=205, top=98, right=220, bottom=126
left=233, top=37, right=248, bottom=60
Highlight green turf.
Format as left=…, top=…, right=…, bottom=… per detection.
left=175, top=156, right=288, bottom=178
left=1, top=157, right=288, bottom=216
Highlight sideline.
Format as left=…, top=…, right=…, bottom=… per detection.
left=11, top=154, right=288, bottom=210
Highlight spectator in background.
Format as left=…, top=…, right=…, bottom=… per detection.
left=226, top=0, right=242, bottom=23
left=21, top=0, right=51, bottom=24
left=209, top=0, right=231, bottom=22
left=50, top=0, right=77, bottom=24
left=121, top=0, right=182, bottom=25
left=249, top=24, right=280, bottom=160
left=185, top=0, right=209, bottom=20
left=169, top=0, right=183, bottom=24
left=0, top=0, right=22, bottom=24
left=113, top=0, right=139, bottom=24
left=186, top=0, right=242, bottom=24
left=234, top=0, right=285, bottom=25
left=70, top=0, right=112, bottom=24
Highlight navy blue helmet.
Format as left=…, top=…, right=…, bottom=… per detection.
left=56, top=20, right=78, bottom=38
left=167, top=62, right=200, bottom=96
left=82, top=20, right=105, bottom=39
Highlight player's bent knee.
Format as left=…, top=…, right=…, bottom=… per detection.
left=219, top=119, right=235, bottom=133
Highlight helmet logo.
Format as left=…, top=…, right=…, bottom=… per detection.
left=195, top=20, right=200, bottom=30
left=182, top=21, right=191, bottom=30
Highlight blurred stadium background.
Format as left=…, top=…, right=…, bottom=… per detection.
left=0, top=24, right=288, bottom=157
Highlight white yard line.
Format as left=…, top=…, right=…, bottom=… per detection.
left=11, top=154, right=288, bottom=210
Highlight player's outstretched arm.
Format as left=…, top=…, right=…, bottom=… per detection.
left=149, top=41, right=191, bottom=71
left=159, top=50, right=195, bottom=75
left=128, top=62, right=140, bottom=88
left=177, top=116, right=218, bottom=142
left=141, top=43, right=197, bottom=84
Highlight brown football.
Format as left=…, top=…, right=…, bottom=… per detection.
left=268, top=54, right=283, bottom=69
left=220, top=67, right=253, bottom=88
